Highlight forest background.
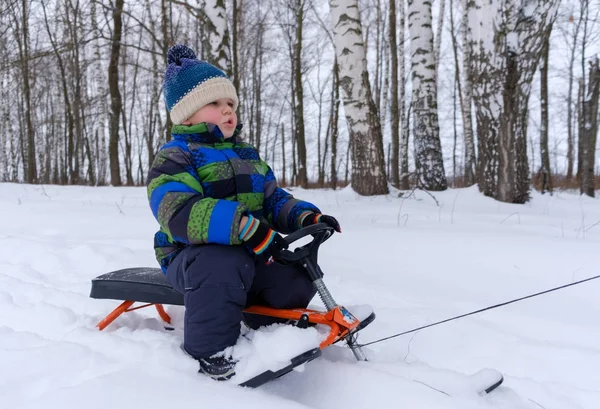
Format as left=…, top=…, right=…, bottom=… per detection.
left=1, top=0, right=598, bottom=203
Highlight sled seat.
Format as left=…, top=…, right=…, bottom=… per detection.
left=90, top=267, right=182, bottom=330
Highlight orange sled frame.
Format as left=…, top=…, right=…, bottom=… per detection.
left=95, top=300, right=366, bottom=350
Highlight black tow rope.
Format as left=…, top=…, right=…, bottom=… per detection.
left=358, top=273, right=600, bottom=348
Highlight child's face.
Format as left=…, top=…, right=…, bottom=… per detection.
left=182, top=98, right=238, bottom=138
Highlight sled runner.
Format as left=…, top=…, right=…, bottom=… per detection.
left=91, top=224, right=376, bottom=386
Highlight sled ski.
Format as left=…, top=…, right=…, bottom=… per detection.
left=414, top=368, right=503, bottom=396
left=472, top=368, right=504, bottom=394
left=238, top=347, right=322, bottom=388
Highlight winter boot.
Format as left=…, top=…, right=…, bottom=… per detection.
left=198, top=355, right=237, bottom=381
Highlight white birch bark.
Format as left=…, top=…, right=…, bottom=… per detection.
left=469, top=0, right=560, bottom=203
left=434, top=0, right=446, bottom=78
left=407, top=0, right=447, bottom=190
left=461, top=0, right=476, bottom=185
left=0, top=67, right=7, bottom=181
left=202, top=0, right=232, bottom=75
left=399, top=0, right=409, bottom=189
left=329, top=0, right=388, bottom=195
left=92, top=0, right=107, bottom=185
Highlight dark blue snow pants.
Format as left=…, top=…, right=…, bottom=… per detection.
left=166, top=244, right=317, bottom=359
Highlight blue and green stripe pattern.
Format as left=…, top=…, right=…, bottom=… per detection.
left=147, top=122, right=320, bottom=272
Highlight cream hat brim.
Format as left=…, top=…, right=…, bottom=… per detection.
left=170, top=77, right=239, bottom=125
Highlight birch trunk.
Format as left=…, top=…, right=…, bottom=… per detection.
left=469, top=0, right=559, bottom=203
left=566, top=7, right=584, bottom=181
left=461, top=0, right=476, bottom=186
left=399, top=0, right=409, bottom=189
left=0, top=65, right=7, bottom=181
left=407, top=0, right=447, bottom=191
left=202, top=0, right=232, bottom=75
left=13, top=0, right=37, bottom=183
left=389, top=0, right=399, bottom=188
left=92, top=0, right=107, bottom=185
left=434, top=0, right=446, bottom=78
left=329, top=0, right=388, bottom=195
left=577, top=1, right=590, bottom=182
left=232, top=0, right=242, bottom=93
left=330, top=58, right=341, bottom=189
left=539, top=26, right=552, bottom=194
left=579, top=58, right=600, bottom=197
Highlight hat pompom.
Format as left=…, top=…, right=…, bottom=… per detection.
left=167, top=44, right=197, bottom=65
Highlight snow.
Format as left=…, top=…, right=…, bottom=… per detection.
left=1, top=183, right=600, bottom=408
left=230, top=324, right=324, bottom=384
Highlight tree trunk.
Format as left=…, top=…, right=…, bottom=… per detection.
left=14, top=0, right=37, bottom=183
left=579, top=58, right=600, bottom=197
left=469, top=0, right=559, bottom=203
left=577, top=1, right=590, bottom=183
left=329, top=0, right=388, bottom=196
left=92, top=0, right=107, bottom=185
left=407, top=0, right=447, bottom=191
left=539, top=27, right=552, bottom=194
left=399, top=0, right=409, bottom=190
left=202, top=0, right=232, bottom=75
left=460, top=0, right=476, bottom=186
left=66, top=0, right=84, bottom=185
left=281, top=123, right=286, bottom=186
left=108, top=0, right=124, bottom=186
left=0, top=62, right=8, bottom=181
left=389, top=0, right=400, bottom=188
left=253, top=21, right=264, bottom=156
left=294, top=0, right=308, bottom=188
left=161, top=0, right=172, bottom=143
left=330, top=58, right=340, bottom=189
left=232, top=0, right=241, bottom=93
left=566, top=6, right=584, bottom=181
left=434, top=0, right=446, bottom=79
left=41, top=1, right=75, bottom=184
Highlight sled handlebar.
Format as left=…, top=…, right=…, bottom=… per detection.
left=274, top=223, right=334, bottom=266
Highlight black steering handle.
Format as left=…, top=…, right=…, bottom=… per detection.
left=275, top=223, right=334, bottom=265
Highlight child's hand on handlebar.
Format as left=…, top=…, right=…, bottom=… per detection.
left=299, top=212, right=341, bottom=233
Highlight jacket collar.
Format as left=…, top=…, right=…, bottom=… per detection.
left=171, top=122, right=243, bottom=144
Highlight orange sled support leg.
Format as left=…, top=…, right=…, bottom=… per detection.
left=97, top=300, right=134, bottom=331
left=155, top=304, right=172, bottom=325
left=96, top=302, right=172, bottom=330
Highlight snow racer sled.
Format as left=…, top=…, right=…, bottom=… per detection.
left=90, top=223, right=376, bottom=387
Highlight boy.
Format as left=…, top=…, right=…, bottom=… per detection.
left=147, top=45, right=341, bottom=381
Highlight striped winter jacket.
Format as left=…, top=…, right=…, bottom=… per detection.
left=147, top=122, right=320, bottom=273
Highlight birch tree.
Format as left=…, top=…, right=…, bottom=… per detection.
left=0, top=24, right=8, bottom=181
left=539, top=24, right=552, bottom=194
left=389, top=0, right=400, bottom=188
left=407, top=0, right=447, bottom=191
left=201, top=0, right=232, bottom=75
left=329, top=0, right=388, bottom=195
left=578, top=58, right=599, bottom=197
left=399, top=0, right=409, bottom=190
left=10, top=0, right=37, bottom=183
left=461, top=0, right=476, bottom=186
left=468, top=0, right=560, bottom=203
left=434, top=0, right=446, bottom=78
left=563, top=5, right=585, bottom=181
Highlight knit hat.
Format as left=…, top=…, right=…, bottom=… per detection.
left=163, top=44, right=238, bottom=125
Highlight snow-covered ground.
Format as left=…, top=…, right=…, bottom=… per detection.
left=1, top=183, right=599, bottom=409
